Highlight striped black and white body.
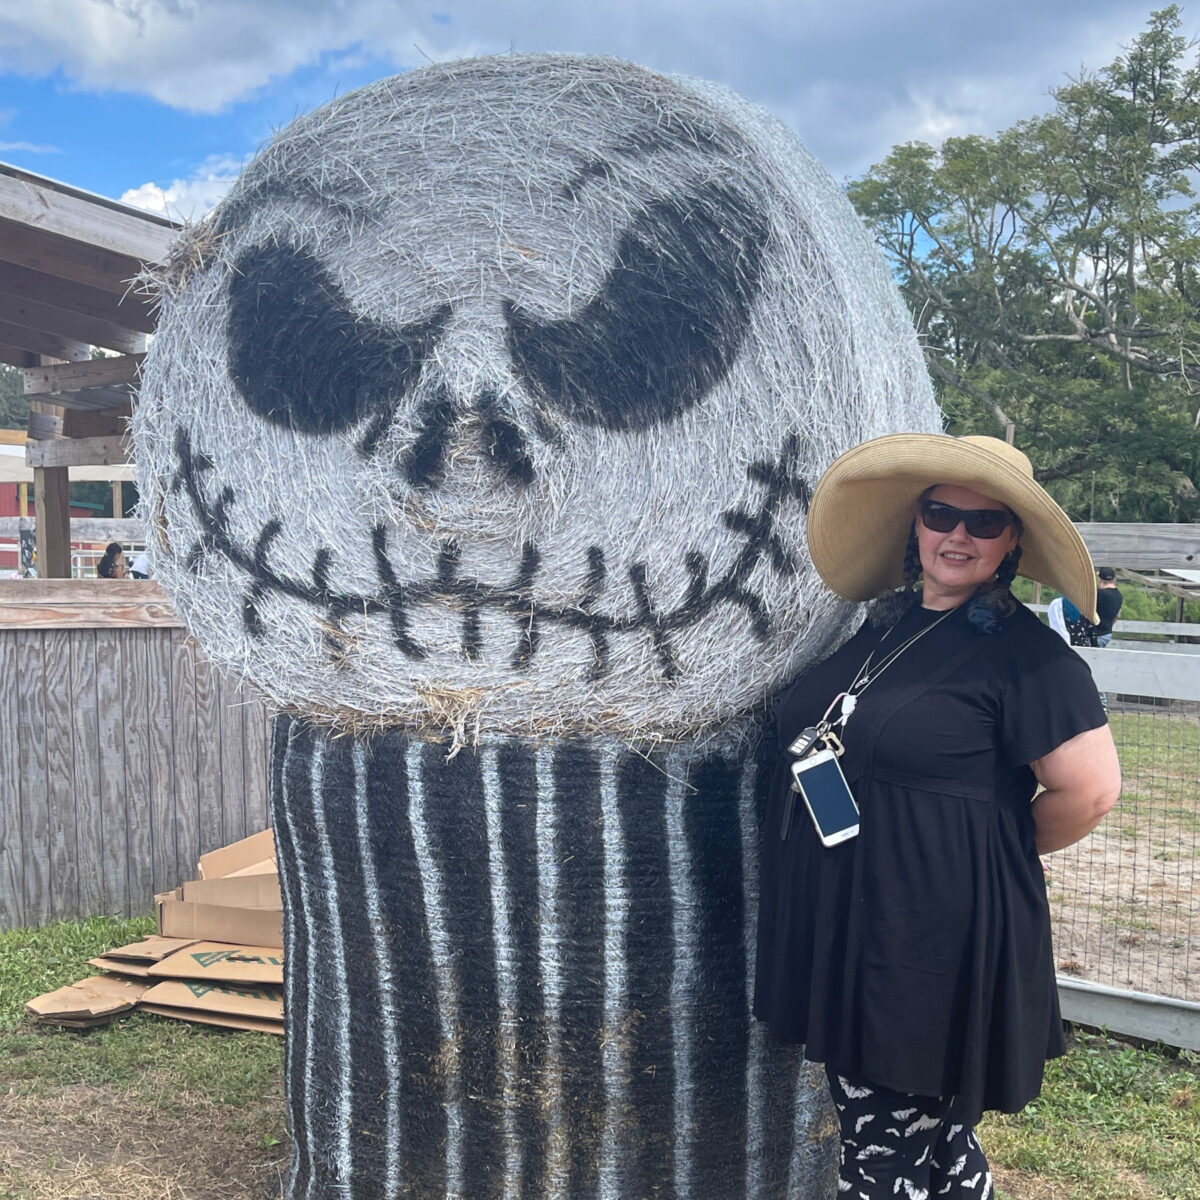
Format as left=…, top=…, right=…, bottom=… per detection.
left=272, top=714, right=836, bottom=1199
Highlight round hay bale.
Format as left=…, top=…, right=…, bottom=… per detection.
left=133, top=53, right=940, bottom=742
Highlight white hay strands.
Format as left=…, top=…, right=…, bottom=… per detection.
left=134, top=54, right=940, bottom=741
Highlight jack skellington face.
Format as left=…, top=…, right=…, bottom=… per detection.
left=134, top=55, right=940, bottom=739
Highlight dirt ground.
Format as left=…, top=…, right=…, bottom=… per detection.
left=0, top=1082, right=288, bottom=1200
left=1046, top=766, right=1199, bottom=1002
left=0, top=1079, right=1090, bottom=1200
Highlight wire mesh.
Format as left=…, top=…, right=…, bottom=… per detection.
left=1047, top=694, right=1200, bottom=1002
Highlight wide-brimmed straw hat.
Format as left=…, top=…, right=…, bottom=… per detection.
left=806, top=434, right=1099, bottom=623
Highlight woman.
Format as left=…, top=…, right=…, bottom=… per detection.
left=96, top=542, right=127, bottom=579
left=754, top=434, right=1120, bottom=1199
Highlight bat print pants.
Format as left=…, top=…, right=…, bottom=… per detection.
left=825, top=1068, right=993, bottom=1200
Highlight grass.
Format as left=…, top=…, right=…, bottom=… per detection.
left=0, top=916, right=287, bottom=1199
left=0, top=915, right=156, bottom=1032
left=2, top=920, right=1199, bottom=1198
left=982, top=1032, right=1200, bottom=1200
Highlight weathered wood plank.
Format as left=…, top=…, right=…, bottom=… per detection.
left=3, top=266, right=154, bottom=337
left=122, top=628, right=154, bottom=914
left=1078, top=523, right=1200, bottom=570
left=26, top=434, right=131, bottom=469
left=0, top=341, right=34, bottom=368
left=0, top=290, right=147, bottom=356
left=193, top=647, right=225, bottom=864
left=69, top=629, right=105, bottom=917
left=0, top=518, right=144, bottom=542
left=1076, top=646, right=1200, bottom=702
left=0, top=581, right=180, bottom=630
left=218, top=671, right=248, bottom=848
left=0, top=632, right=23, bottom=928
left=94, top=628, right=129, bottom=916
left=24, top=354, right=145, bottom=395
left=33, top=465, right=70, bottom=579
left=1111, top=620, right=1200, bottom=638
left=241, top=683, right=272, bottom=836
left=0, top=317, right=88, bottom=362
left=41, top=628, right=77, bottom=919
left=170, top=632, right=200, bottom=883
left=0, top=218, right=146, bottom=295
left=14, top=632, right=49, bottom=925
left=145, top=626, right=178, bottom=894
left=63, top=404, right=132, bottom=440
left=0, top=168, right=178, bottom=264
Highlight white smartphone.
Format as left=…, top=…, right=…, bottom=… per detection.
left=789, top=747, right=860, bottom=847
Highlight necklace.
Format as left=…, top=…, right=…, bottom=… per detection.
left=851, top=606, right=957, bottom=693
left=829, top=606, right=958, bottom=732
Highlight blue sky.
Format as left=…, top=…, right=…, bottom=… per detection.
left=0, top=1, right=1189, bottom=220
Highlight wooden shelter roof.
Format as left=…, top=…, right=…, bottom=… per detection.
left=1, top=162, right=180, bottom=576
left=0, top=161, right=178, bottom=412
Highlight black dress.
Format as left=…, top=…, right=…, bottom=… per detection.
left=753, top=601, right=1107, bottom=1125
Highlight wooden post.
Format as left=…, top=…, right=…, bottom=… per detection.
left=33, top=465, right=71, bottom=578
left=1032, top=581, right=1042, bottom=605
left=17, top=482, right=28, bottom=517
left=111, top=480, right=123, bottom=518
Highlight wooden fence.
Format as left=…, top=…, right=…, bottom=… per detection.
left=0, top=580, right=273, bottom=930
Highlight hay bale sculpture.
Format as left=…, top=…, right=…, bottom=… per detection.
left=133, top=55, right=940, bottom=1200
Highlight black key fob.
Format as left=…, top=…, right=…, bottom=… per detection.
left=788, top=725, right=823, bottom=760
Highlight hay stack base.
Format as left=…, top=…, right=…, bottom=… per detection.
left=272, top=716, right=837, bottom=1199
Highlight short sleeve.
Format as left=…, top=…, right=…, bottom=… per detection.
left=999, top=639, right=1107, bottom=766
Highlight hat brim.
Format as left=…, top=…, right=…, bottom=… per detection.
left=806, top=434, right=1099, bottom=623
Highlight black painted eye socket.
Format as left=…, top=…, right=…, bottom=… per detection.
left=503, top=182, right=770, bottom=431
left=227, top=243, right=449, bottom=435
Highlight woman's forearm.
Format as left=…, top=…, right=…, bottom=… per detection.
left=1032, top=785, right=1116, bottom=854
left=1030, top=725, right=1121, bottom=855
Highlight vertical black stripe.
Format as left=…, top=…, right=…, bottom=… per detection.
left=289, top=724, right=345, bottom=1193
left=617, top=745, right=677, bottom=1198
left=684, top=746, right=749, bottom=1195
left=275, top=717, right=315, bottom=1200
left=496, top=741, right=549, bottom=1200
left=552, top=740, right=605, bottom=1199
left=315, top=735, right=388, bottom=1199
left=362, top=732, right=446, bottom=1198
left=417, top=741, right=503, bottom=1197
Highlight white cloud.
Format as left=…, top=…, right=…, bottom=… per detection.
left=119, top=154, right=243, bottom=221
left=0, top=0, right=1181, bottom=179
left=0, top=139, right=59, bottom=153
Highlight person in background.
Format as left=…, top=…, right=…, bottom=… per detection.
left=1095, top=567, right=1123, bottom=648
left=130, top=550, right=151, bottom=579
left=96, top=542, right=128, bottom=579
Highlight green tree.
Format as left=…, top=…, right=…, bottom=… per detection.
left=847, top=6, right=1200, bottom=521
left=0, top=364, right=29, bottom=430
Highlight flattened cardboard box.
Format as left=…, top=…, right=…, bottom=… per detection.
left=26, top=975, right=150, bottom=1025
left=197, top=828, right=276, bottom=880
left=140, top=1005, right=284, bottom=1036
left=141, top=977, right=283, bottom=1019
left=181, top=873, right=282, bottom=909
left=141, top=978, right=284, bottom=1035
left=147, top=941, right=284, bottom=986
left=88, top=935, right=200, bottom=978
left=157, top=892, right=283, bottom=949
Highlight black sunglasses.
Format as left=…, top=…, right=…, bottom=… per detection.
left=919, top=499, right=1016, bottom=539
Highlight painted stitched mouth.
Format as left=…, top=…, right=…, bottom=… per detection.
left=168, top=427, right=812, bottom=682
